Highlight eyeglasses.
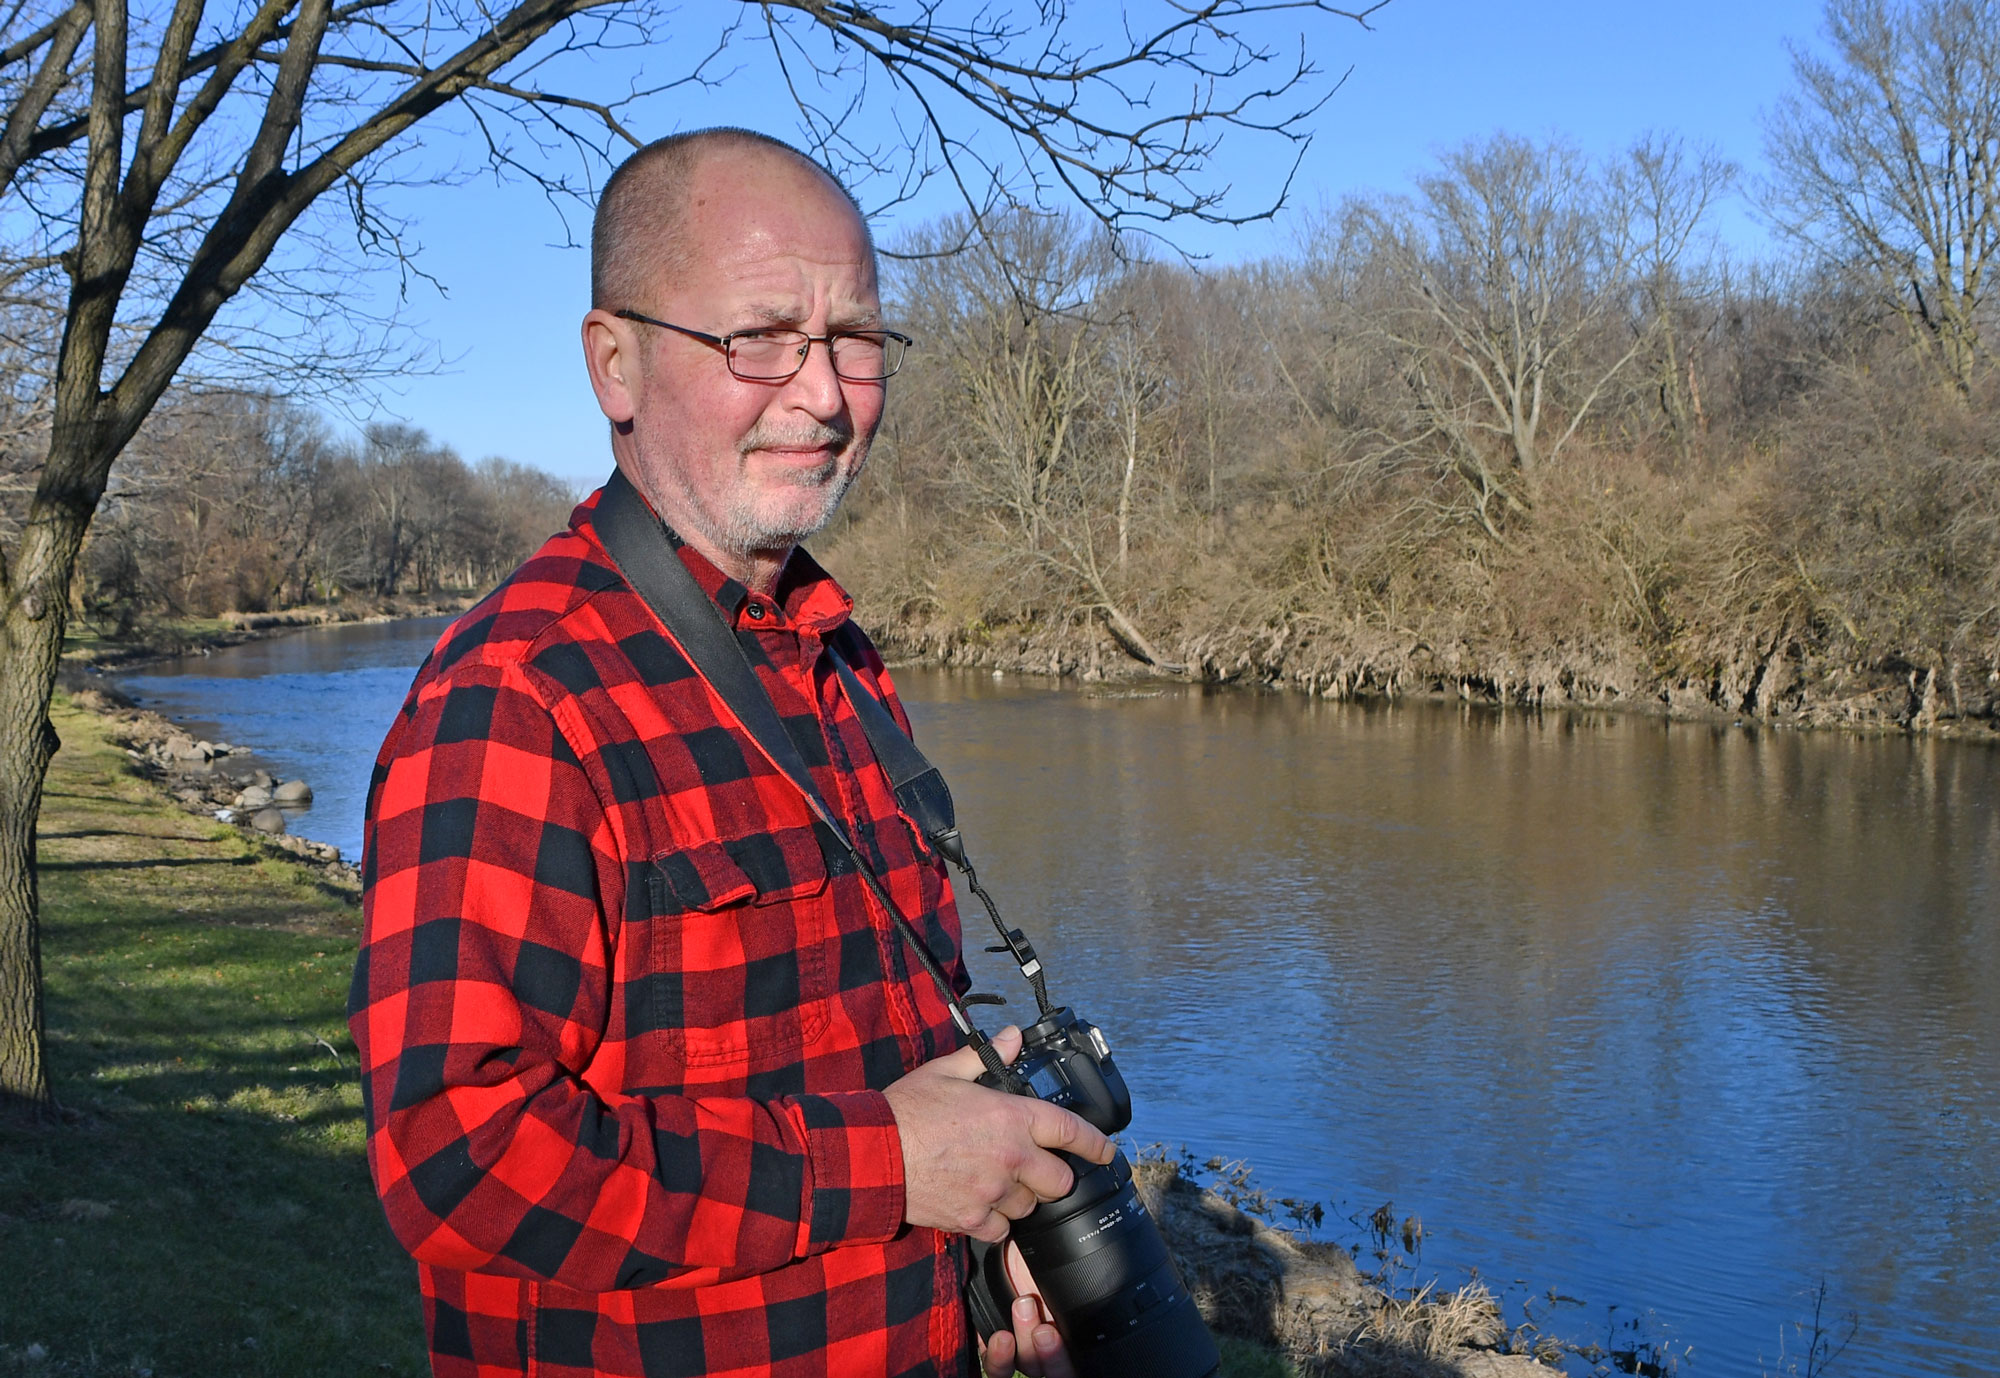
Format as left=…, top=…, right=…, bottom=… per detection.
left=614, top=310, right=912, bottom=382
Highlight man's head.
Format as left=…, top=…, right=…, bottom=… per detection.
left=582, top=129, right=886, bottom=589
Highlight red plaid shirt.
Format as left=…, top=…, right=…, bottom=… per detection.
left=349, top=483, right=973, bottom=1377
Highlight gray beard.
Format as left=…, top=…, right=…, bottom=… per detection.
left=662, top=422, right=867, bottom=561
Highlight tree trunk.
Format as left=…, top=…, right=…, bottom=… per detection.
left=1099, top=600, right=1185, bottom=674
left=0, top=499, right=79, bottom=1118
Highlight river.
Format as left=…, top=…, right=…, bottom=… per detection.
left=117, top=618, right=2000, bottom=1375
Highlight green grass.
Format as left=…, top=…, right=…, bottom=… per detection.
left=0, top=698, right=423, bottom=1377
left=1219, top=1336, right=1299, bottom=1376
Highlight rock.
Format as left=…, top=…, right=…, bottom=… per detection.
left=273, top=779, right=312, bottom=804
left=250, top=768, right=275, bottom=790
left=1455, top=1355, right=1559, bottom=1376
left=213, top=808, right=236, bottom=823
left=195, top=739, right=216, bottom=758
left=249, top=808, right=287, bottom=834
left=235, top=785, right=273, bottom=809
left=23, top=1342, right=46, bottom=1362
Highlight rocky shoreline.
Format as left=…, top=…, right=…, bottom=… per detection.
left=1132, top=1153, right=1562, bottom=1376
left=61, top=683, right=359, bottom=890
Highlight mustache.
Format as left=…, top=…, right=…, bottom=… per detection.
left=738, top=419, right=853, bottom=455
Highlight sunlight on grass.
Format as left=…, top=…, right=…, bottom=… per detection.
left=0, top=699, right=423, bottom=1377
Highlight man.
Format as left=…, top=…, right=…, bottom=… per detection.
left=348, top=128, right=1111, bottom=1378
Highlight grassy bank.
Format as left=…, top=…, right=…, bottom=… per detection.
left=0, top=697, right=423, bottom=1377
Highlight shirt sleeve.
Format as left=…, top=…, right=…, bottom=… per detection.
left=348, top=658, right=907, bottom=1293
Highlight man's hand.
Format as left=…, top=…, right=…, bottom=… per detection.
left=882, top=1025, right=1115, bottom=1243
left=978, top=1243, right=1073, bottom=1378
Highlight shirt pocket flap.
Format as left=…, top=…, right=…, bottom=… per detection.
left=650, top=831, right=828, bottom=913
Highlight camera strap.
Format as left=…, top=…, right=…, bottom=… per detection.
left=828, top=656, right=1054, bottom=1019
left=591, top=470, right=1047, bottom=1073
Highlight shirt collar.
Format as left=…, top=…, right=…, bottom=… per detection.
left=575, top=479, right=856, bottom=636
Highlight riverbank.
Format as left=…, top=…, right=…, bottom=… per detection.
left=5, top=696, right=1561, bottom=1377
left=862, top=610, right=2000, bottom=741
left=62, top=575, right=2000, bottom=743
left=60, top=592, right=472, bottom=674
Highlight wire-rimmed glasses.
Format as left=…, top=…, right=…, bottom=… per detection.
left=614, top=310, right=912, bottom=382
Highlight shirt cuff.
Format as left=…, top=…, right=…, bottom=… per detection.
left=781, top=1090, right=907, bottom=1256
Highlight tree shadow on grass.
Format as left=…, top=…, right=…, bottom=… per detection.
left=6, top=955, right=423, bottom=1377
left=40, top=854, right=257, bottom=872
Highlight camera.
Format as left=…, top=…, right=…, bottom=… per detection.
left=966, top=1007, right=1221, bottom=1378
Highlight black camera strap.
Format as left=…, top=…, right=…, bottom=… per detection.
left=827, top=656, right=1054, bottom=1019
left=592, top=470, right=1048, bottom=1074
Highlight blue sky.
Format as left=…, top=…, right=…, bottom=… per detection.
left=342, top=0, right=1833, bottom=486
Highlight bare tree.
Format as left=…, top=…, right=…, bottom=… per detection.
left=901, top=211, right=1114, bottom=550
left=1616, top=134, right=1736, bottom=467
left=1766, top=0, right=2000, bottom=395
left=1363, top=135, right=1651, bottom=539
left=0, top=0, right=1389, bottom=1115
left=894, top=213, right=1192, bottom=667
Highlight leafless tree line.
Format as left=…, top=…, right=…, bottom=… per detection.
left=825, top=3, right=2000, bottom=728
left=0, top=392, right=576, bottom=634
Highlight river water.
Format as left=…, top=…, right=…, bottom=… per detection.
left=117, top=619, right=2000, bottom=1375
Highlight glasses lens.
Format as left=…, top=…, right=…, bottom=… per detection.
left=727, top=331, right=809, bottom=380
left=829, top=332, right=900, bottom=380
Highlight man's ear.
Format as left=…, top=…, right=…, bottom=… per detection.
left=582, top=308, right=639, bottom=424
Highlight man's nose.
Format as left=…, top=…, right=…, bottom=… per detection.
left=781, top=336, right=847, bottom=416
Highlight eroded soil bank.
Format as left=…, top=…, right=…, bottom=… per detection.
left=872, top=613, right=2000, bottom=739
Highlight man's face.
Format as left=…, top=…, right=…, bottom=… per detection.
left=591, top=153, right=886, bottom=575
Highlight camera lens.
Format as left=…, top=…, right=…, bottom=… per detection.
left=991, top=1149, right=1220, bottom=1378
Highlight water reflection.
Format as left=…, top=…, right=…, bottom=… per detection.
left=111, top=632, right=1998, bottom=1374
left=901, top=672, right=1998, bottom=1376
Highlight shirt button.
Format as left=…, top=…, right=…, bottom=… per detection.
left=746, top=604, right=765, bottom=620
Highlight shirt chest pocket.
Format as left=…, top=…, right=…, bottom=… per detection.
left=632, top=824, right=835, bottom=1071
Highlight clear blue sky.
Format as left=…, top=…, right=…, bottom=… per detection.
left=342, top=0, right=1834, bottom=487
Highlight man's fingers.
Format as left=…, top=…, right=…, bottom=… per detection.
left=1025, top=1097, right=1115, bottom=1165
left=1015, top=1148, right=1077, bottom=1204
left=980, top=1327, right=1018, bottom=1378
left=995, top=1180, right=1040, bottom=1221
left=1028, top=1318, right=1074, bottom=1378
left=968, top=1208, right=1012, bottom=1244
left=929, top=1026, right=1024, bottom=1084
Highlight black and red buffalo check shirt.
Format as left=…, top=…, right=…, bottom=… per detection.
left=349, top=482, right=973, bottom=1377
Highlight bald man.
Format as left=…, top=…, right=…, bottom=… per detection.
left=350, top=129, right=1109, bottom=1378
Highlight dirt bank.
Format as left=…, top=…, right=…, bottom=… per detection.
left=872, top=613, right=2000, bottom=741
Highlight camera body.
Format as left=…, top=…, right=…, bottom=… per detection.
left=967, top=1008, right=1220, bottom=1378
left=981, top=1006, right=1132, bottom=1133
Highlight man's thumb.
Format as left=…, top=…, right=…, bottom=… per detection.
left=938, top=1025, right=1022, bottom=1081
